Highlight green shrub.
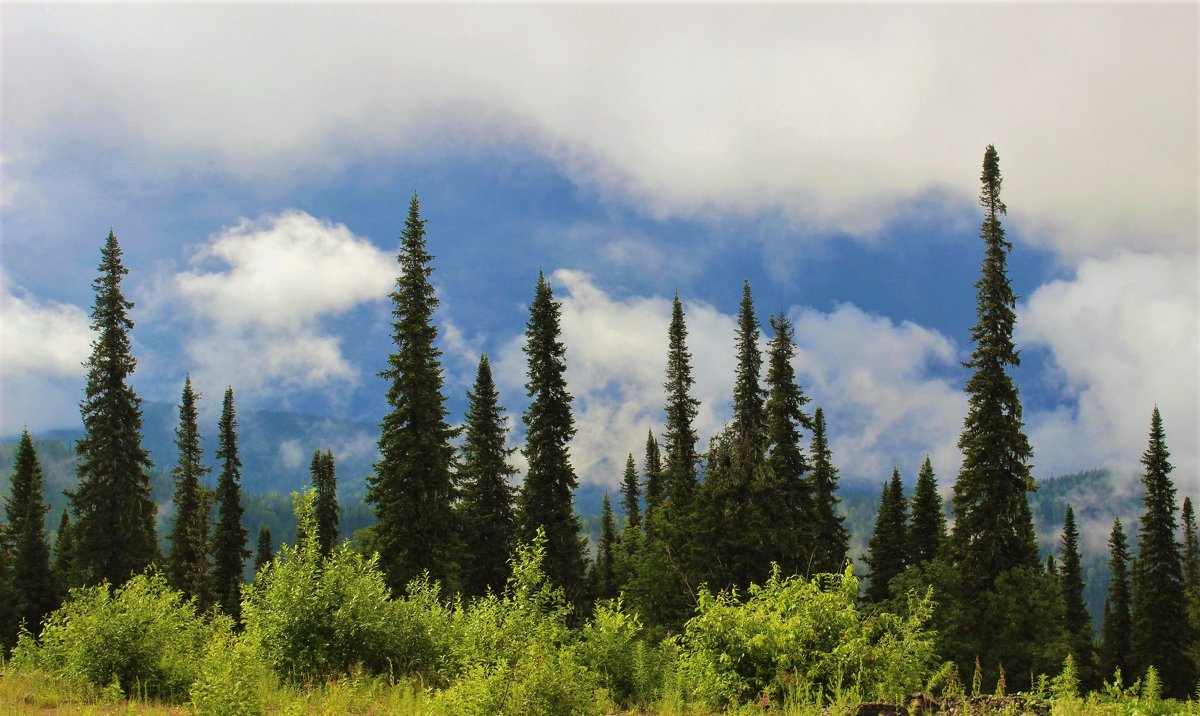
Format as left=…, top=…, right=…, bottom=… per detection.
left=241, top=490, right=450, bottom=684
left=676, top=565, right=936, bottom=710
left=577, top=596, right=676, bottom=707
left=190, top=631, right=267, bottom=715
left=9, top=572, right=227, bottom=700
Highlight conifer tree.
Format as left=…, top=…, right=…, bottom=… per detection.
left=518, top=271, right=588, bottom=603
left=253, top=526, right=273, bottom=576
left=808, top=407, right=848, bottom=575
left=620, top=453, right=640, bottom=531
left=311, top=450, right=338, bottom=557
left=5, top=430, right=56, bottom=634
left=1181, top=496, right=1199, bottom=591
left=643, top=431, right=663, bottom=534
left=1059, top=505, right=1096, bottom=688
left=71, top=230, right=157, bottom=586
left=1130, top=407, right=1195, bottom=696
left=53, top=509, right=77, bottom=598
left=458, top=354, right=518, bottom=596
left=592, top=492, right=618, bottom=602
left=662, top=294, right=701, bottom=517
left=763, top=313, right=812, bottom=576
left=0, top=528, right=16, bottom=649
left=908, top=456, right=946, bottom=565
left=864, top=468, right=908, bottom=603
left=949, top=145, right=1039, bottom=586
left=1099, top=518, right=1132, bottom=679
left=211, top=387, right=248, bottom=621
left=166, top=376, right=212, bottom=609
left=368, top=194, right=459, bottom=593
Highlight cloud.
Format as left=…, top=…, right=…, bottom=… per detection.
left=1019, top=251, right=1200, bottom=493
left=0, top=273, right=93, bottom=434
left=170, top=211, right=394, bottom=399
left=4, top=4, right=1195, bottom=258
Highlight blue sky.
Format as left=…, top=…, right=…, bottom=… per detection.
left=2, top=3, right=1196, bottom=502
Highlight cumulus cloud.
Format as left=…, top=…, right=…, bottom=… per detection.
left=4, top=4, right=1195, bottom=257
left=495, top=270, right=965, bottom=490
left=1019, top=251, right=1199, bottom=492
left=0, top=273, right=93, bottom=433
left=170, top=211, right=394, bottom=399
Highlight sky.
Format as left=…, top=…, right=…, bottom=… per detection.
left=1, top=3, right=1197, bottom=502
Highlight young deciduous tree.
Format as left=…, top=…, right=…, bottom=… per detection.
left=907, top=457, right=946, bottom=565
left=71, top=230, right=158, bottom=587
left=166, top=376, right=212, bottom=609
left=211, top=387, right=249, bottom=621
left=864, top=468, right=908, bottom=603
left=518, top=271, right=588, bottom=604
left=1099, top=517, right=1132, bottom=680
left=368, top=194, right=460, bottom=593
left=458, top=354, right=518, bottom=596
left=1130, top=407, right=1195, bottom=696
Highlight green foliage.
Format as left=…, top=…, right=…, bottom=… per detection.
left=368, top=193, right=460, bottom=594
left=71, top=230, right=158, bottom=588
left=189, top=630, right=267, bottom=716
left=241, top=490, right=446, bottom=684
left=166, top=375, right=213, bottom=610
left=676, top=565, right=936, bottom=710
left=211, top=386, right=249, bottom=622
left=10, top=572, right=227, bottom=700
left=518, top=271, right=588, bottom=605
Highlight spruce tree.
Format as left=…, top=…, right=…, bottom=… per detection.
left=311, top=450, right=338, bottom=557
left=518, top=271, right=588, bottom=603
left=1099, top=518, right=1132, bottom=680
left=662, top=293, right=701, bottom=517
left=620, top=453, right=640, bottom=531
left=166, top=376, right=212, bottom=609
left=949, top=145, right=1039, bottom=586
left=71, top=230, right=157, bottom=586
left=458, top=354, right=518, bottom=596
left=211, top=387, right=249, bottom=621
left=1182, top=496, right=1200, bottom=676
left=1130, top=406, right=1195, bottom=696
left=0, top=528, right=16, bottom=649
left=808, top=407, right=848, bottom=575
left=1059, top=505, right=1096, bottom=688
left=53, top=509, right=77, bottom=598
left=368, top=194, right=460, bottom=593
left=5, top=430, right=57, bottom=634
left=253, top=526, right=273, bottom=576
left=908, top=456, right=946, bottom=565
left=763, top=312, right=812, bottom=576
left=592, top=492, right=618, bottom=602
left=864, top=468, right=908, bottom=603
left=643, top=431, right=663, bottom=534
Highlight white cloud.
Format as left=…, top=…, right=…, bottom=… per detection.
left=4, top=4, right=1195, bottom=258
left=1019, top=251, right=1200, bottom=492
left=170, top=211, right=394, bottom=399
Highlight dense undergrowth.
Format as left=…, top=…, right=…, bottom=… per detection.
left=2, top=492, right=1197, bottom=715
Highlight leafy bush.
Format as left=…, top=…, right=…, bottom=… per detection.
left=676, top=565, right=936, bottom=710
left=9, top=572, right=227, bottom=700
left=576, top=597, right=676, bottom=707
left=190, top=631, right=267, bottom=716
left=241, top=490, right=449, bottom=683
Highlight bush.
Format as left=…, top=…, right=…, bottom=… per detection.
left=9, top=572, right=227, bottom=700
left=676, top=565, right=936, bottom=710
left=190, top=631, right=267, bottom=716
left=577, top=597, right=676, bottom=707
left=241, top=490, right=449, bottom=683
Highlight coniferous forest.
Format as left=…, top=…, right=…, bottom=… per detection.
left=2, top=147, right=1198, bottom=714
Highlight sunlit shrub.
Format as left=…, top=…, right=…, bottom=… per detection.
left=9, top=572, right=227, bottom=700
left=576, top=596, right=677, bottom=707
left=676, top=564, right=936, bottom=710
left=189, top=631, right=267, bottom=715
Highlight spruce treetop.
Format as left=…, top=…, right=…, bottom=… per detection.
left=621, top=453, right=641, bottom=531
left=732, top=281, right=765, bottom=448
left=166, top=375, right=212, bottom=608
left=662, top=292, right=700, bottom=510
left=907, top=456, right=946, bottom=565
left=211, top=386, right=249, bottom=621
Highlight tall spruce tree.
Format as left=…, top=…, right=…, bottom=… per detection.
left=908, top=457, right=946, bottom=565
left=166, top=376, right=212, bottom=609
left=53, top=509, right=77, bottom=598
left=620, top=453, right=640, bottom=531
left=1099, top=518, right=1132, bottom=679
left=1130, top=407, right=1195, bottom=696
left=591, top=492, right=618, bottom=602
left=458, top=354, right=518, bottom=596
left=71, top=230, right=157, bottom=586
left=253, top=526, right=273, bottom=577
left=763, top=313, right=812, bottom=577
left=311, top=450, right=338, bottom=557
left=662, top=294, right=701, bottom=516
left=211, top=387, right=249, bottom=621
left=808, top=407, right=848, bottom=575
left=949, top=145, right=1039, bottom=586
left=643, top=431, right=663, bottom=534
left=864, top=468, right=908, bottom=603
left=5, top=430, right=56, bottom=634
left=1059, top=505, right=1096, bottom=688
left=1182, top=496, right=1199, bottom=591
left=518, top=271, right=588, bottom=603
left=368, top=194, right=460, bottom=593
